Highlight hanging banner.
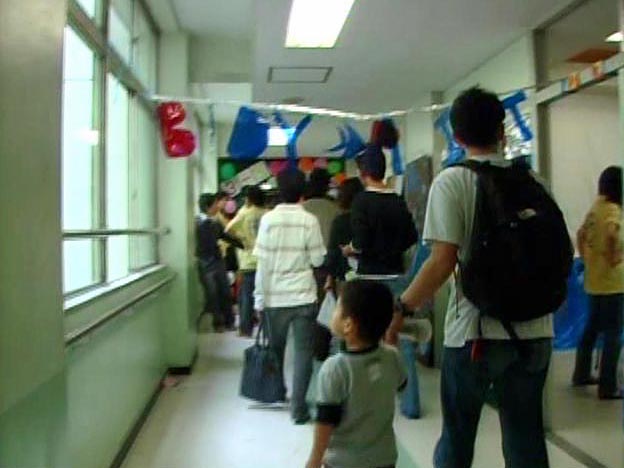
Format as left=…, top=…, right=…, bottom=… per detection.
left=220, top=161, right=271, bottom=196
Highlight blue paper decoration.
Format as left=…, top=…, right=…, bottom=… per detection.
left=502, top=90, right=533, bottom=142
left=227, top=106, right=269, bottom=160
left=435, top=109, right=465, bottom=168
left=327, top=124, right=366, bottom=159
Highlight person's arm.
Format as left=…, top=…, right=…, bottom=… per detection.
left=605, top=221, right=623, bottom=267
left=400, top=241, right=458, bottom=310
left=349, top=195, right=367, bottom=255
left=306, top=359, right=347, bottom=468
left=307, top=218, right=327, bottom=268
left=221, top=230, right=244, bottom=250
left=253, top=218, right=268, bottom=311
left=306, top=424, right=334, bottom=468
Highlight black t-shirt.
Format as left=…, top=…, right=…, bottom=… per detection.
left=196, top=218, right=225, bottom=266
left=326, top=212, right=352, bottom=280
left=351, top=190, right=419, bottom=275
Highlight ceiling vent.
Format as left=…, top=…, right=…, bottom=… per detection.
left=566, top=48, right=618, bottom=64
left=268, top=66, right=332, bottom=83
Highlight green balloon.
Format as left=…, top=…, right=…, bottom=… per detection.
left=327, top=160, right=342, bottom=176
left=220, top=162, right=237, bottom=180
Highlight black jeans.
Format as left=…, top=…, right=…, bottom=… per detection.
left=434, top=339, right=552, bottom=468
left=198, top=259, right=234, bottom=328
left=238, top=271, right=256, bottom=335
left=573, top=293, right=623, bottom=395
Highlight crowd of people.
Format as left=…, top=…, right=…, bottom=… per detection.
left=194, top=87, right=623, bottom=468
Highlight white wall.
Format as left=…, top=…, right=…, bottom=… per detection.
left=445, top=35, right=536, bottom=100
left=548, top=86, right=621, bottom=240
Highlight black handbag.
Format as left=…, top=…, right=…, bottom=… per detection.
left=240, top=317, right=286, bottom=403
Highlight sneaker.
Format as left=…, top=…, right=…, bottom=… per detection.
left=293, top=414, right=311, bottom=425
left=598, top=390, right=623, bottom=400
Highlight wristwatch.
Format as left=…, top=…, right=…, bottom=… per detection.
left=395, top=297, right=414, bottom=317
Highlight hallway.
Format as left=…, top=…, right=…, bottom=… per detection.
left=122, top=331, right=586, bottom=468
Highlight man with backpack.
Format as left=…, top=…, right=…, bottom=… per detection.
left=397, top=87, right=572, bottom=468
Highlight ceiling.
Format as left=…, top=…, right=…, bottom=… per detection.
left=173, top=0, right=580, bottom=114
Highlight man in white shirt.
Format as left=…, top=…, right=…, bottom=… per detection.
left=254, top=168, right=326, bottom=424
left=398, top=88, right=553, bottom=468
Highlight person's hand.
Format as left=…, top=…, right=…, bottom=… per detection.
left=305, top=458, right=323, bottom=468
left=340, top=244, right=355, bottom=257
left=324, top=275, right=336, bottom=292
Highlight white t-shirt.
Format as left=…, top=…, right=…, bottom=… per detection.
left=423, top=154, right=554, bottom=348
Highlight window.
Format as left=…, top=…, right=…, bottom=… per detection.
left=62, top=1, right=159, bottom=297
left=61, top=27, right=100, bottom=293
left=108, top=0, right=133, bottom=64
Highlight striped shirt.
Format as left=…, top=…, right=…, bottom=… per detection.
left=253, top=204, right=326, bottom=310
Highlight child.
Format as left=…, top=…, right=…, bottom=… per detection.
left=306, top=280, right=407, bottom=468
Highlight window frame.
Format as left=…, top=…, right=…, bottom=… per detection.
left=63, top=0, right=160, bottom=300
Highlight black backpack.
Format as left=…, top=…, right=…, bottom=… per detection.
left=456, top=160, right=573, bottom=337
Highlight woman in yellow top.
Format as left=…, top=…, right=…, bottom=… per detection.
left=226, top=185, right=267, bottom=337
left=573, top=166, right=624, bottom=400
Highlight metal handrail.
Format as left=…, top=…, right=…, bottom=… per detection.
left=63, top=227, right=170, bottom=239
left=65, top=274, right=175, bottom=346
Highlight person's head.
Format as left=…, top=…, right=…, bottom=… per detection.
left=599, top=166, right=623, bottom=206
left=215, top=191, right=228, bottom=211
left=356, top=144, right=386, bottom=184
left=450, top=87, right=506, bottom=154
left=306, top=168, right=332, bottom=199
left=198, top=193, right=219, bottom=216
left=331, top=280, right=394, bottom=347
left=337, top=177, right=364, bottom=210
left=277, top=168, right=306, bottom=203
left=245, top=185, right=265, bottom=208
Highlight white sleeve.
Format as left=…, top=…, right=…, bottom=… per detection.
left=307, top=217, right=327, bottom=268
left=422, top=169, right=465, bottom=247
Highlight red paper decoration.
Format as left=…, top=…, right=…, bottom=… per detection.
left=157, top=102, right=196, bottom=158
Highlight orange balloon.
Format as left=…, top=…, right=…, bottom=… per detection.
left=298, top=157, right=315, bottom=173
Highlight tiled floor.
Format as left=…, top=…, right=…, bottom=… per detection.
left=548, top=351, right=624, bottom=468
left=122, top=330, right=605, bottom=468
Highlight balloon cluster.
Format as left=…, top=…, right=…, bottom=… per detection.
left=157, top=102, right=196, bottom=158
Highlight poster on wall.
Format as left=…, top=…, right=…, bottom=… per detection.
left=220, top=161, right=271, bottom=196
left=403, top=156, right=433, bottom=234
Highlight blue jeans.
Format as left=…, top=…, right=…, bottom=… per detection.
left=573, top=294, right=624, bottom=395
left=434, top=339, right=552, bottom=468
left=264, top=304, right=317, bottom=420
left=238, top=271, right=256, bottom=335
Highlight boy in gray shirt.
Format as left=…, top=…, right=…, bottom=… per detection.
left=306, top=280, right=407, bottom=468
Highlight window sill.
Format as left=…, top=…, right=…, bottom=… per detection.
left=64, top=264, right=166, bottom=313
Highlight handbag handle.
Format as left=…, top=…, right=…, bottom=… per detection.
left=255, top=313, right=270, bottom=346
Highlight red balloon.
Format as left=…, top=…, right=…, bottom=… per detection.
left=158, top=102, right=186, bottom=128
left=164, top=128, right=196, bottom=158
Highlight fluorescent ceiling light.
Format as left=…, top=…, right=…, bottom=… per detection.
left=260, top=183, right=273, bottom=191
left=285, top=0, right=355, bottom=48
left=268, top=127, right=294, bottom=146
left=606, top=31, right=623, bottom=43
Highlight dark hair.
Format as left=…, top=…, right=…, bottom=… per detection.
left=215, top=191, right=228, bottom=201
left=356, top=144, right=386, bottom=181
left=337, top=177, right=364, bottom=210
left=198, top=193, right=217, bottom=213
left=306, top=168, right=332, bottom=199
left=340, top=280, right=394, bottom=344
left=246, top=185, right=265, bottom=207
left=450, top=87, right=505, bottom=148
left=277, top=168, right=306, bottom=203
left=599, top=166, right=623, bottom=206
